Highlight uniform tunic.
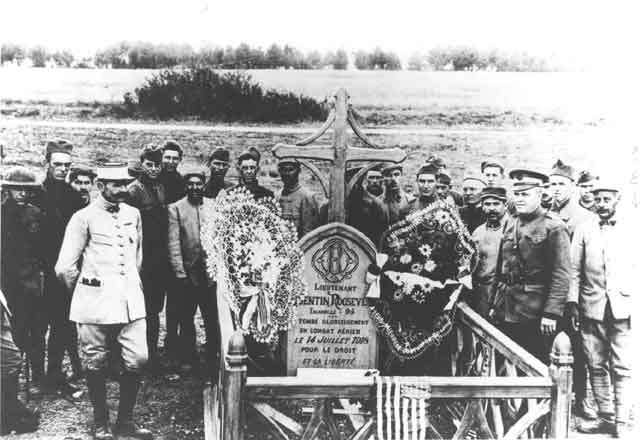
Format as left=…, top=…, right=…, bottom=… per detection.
left=408, top=195, right=438, bottom=214
left=471, top=215, right=507, bottom=318
left=203, top=178, right=234, bottom=198
left=347, top=188, right=389, bottom=248
left=552, top=196, right=597, bottom=239
left=381, top=190, right=414, bottom=225
left=159, top=170, right=185, bottom=205
left=233, top=183, right=274, bottom=200
left=460, top=203, right=486, bottom=234
left=276, top=184, right=323, bottom=238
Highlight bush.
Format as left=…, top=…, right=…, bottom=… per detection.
left=126, top=68, right=328, bottom=122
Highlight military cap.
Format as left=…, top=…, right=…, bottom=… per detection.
left=238, top=147, right=261, bottom=164
left=183, top=170, right=207, bottom=182
left=462, top=172, right=486, bottom=186
left=509, top=168, right=549, bottom=190
left=139, top=144, right=163, bottom=163
left=577, top=170, right=599, bottom=184
left=591, top=179, right=620, bottom=194
left=436, top=171, right=452, bottom=185
left=381, top=163, right=403, bottom=175
left=549, top=159, right=575, bottom=181
left=425, top=154, right=447, bottom=169
left=45, top=139, right=73, bottom=159
left=479, top=186, right=507, bottom=202
left=277, top=157, right=301, bottom=168
left=68, top=165, right=97, bottom=182
left=162, top=140, right=183, bottom=157
left=208, top=147, right=230, bottom=164
left=96, top=163, right=134, bottom=181
left=481, top=159, right=505, bottom=173
left=1, top=167, right=40, bottom=188
left=416, top=163, right=439, bottom=177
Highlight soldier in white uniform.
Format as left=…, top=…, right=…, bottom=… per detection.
left=56, top=163, right=151, bottom=440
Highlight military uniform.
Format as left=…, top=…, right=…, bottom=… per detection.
left=234, top=183, right=274, bottom=200
left=460, top=203, right=485, bottom=233
left=381, top=190, right=414, bottom=225
left=347, top=187, right=389, bottom=248
left=204, top=179, right=234, bottom=198
left=276, top=184, right=323, bottom=238
left=127, top=175, right=168, bottom=363
left=409, top=194, right=438, bottom=214
left=471, top=215, right=507, bottom=319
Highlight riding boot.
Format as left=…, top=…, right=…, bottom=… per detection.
left=86, top=370, right=109, bottom=426
left=114, top=370, right=152, bottom=440
left=1, top=373, right=39, bottom=435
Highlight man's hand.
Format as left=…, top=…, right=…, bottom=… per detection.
left=540, top=317, right=557, bottom=336
left=565, top=302, right=580, bottom=333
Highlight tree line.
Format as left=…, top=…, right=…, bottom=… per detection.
left=1, top=42, right=559, bottom=71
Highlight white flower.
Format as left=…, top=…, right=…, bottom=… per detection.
left=399, top=253, right=412, bottom=264
left=424, top=260, right=437, bottom=272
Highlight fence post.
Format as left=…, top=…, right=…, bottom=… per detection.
left=548, top=331, right=573, bottom=439
left=223, top=329, right=248, bottom=440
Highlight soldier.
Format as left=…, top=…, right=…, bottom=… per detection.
left=168, top=171, right=217, bottom=375
left=410, top=163, right=439, bottom=213
left=549, top=159, right=598, bottom=419
left=347, top=165, right=389, bottom=246
left=380, top=164, right=414, bottom=224
left=69, top=166, right=97, bottom=207
left=471, top=186, right=508, bottom=319
left=459, top=172, right=487, bottom=233
left=1, top=168, right=47, bottom=387
left=276, top=158, right=323, bottom=238
left=204, top=147, right=234, bottom=198
left=1, top=289, right=39, bottom=435
left=159, top=140, right=185, bottom=205
left=234, top=148, right=274, bottom=200
left=435, top=171, right=463, bottom=207
left=159, top=141, right=185, bottom=362
left=56, top=163, right=152, bottom=440
left=425, top=155, right=464, bottom=205
left=481, top=159, right=505, bottom=187
left=576, top=170, right=599, bottom=212
left=39, top=139, right=84, bottom=397
left=492, top=169, right=571, bottom=362
left=567, top=182, right=635, bottom=437
left=127, top=144, right=168, bottom=372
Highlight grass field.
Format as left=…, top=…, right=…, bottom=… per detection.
left=0, top=67, right=622, bottom=126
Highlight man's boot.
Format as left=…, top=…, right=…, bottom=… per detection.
left=577, top=413, right=616, bottom=435
left=574, top=396, right=598, bottom=420
left=1, top=374, right=39, bottom=435
left=86, top=370, right=113, bottom=440
left=113, top=370, right=153, bottom=440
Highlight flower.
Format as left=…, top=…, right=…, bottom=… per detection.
left=418, top=244, right=432, bottom=257
left=410, top=262, right=423, bottom=274
left=399, top=253, right=412, bottom=264
left=424, top=260, right=437, bottom=272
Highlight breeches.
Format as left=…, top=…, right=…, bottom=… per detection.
left=1, top=313, right=21, bottom=378
left=78, top=319, right=148, bottom=372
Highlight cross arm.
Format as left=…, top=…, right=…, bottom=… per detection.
left=272, top=144, right=334, bottom=162
left=345, top=147, right=406, bottom=164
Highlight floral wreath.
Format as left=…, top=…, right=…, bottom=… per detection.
left=367, top=200, right=477, bottom=361
left=201, top=188, right=307, bottom=345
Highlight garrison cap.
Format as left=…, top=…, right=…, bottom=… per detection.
left=162, top=140, right=183, bottom=157
left=69, top=165, right=97, bottom=182
left=425, top=154, right=447, bottom=169
left=45, top=139, right=73, bottom=159
left=416, top=163, right=439, bottom=177
left=462, top=172, right=486, bottom=186
left=436, top=171, right=452, bottom=185
left=277, top=157, right=301, bottom=168
left=238, top=147, right=261, bottom=164
left=577, top=170, right=599, bottom=184
left=96, top=163, right=134, bottom=182
left=139, top=144, right=163, bottom=163
left=183, top=169, right=207, bottom=182
left=549, top=159, right=575, bottom=181
left=509, top=168, right=549, bottom=190
left=479, top=186, right=507, bottom=202
left=381, top=163, right=403, bottom=175
left=1, top=167, right=40, bottom=188
left=481, top=159, right=505, bottom=173
left=591, top=179, right=620, bottom=194
left=208, top=147, right=230, bottom=164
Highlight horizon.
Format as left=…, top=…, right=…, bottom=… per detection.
left=2, top=0, right=636, bottom=71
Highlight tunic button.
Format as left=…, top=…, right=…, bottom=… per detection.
left=120, top=271, right=126, bottom=275
left=119, top=243, right=124, bottom=247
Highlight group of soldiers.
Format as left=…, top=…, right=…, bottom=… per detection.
left=0, top=138, right=634, bottom=438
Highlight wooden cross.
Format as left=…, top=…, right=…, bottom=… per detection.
left=273, top=88, right=406, bottom=223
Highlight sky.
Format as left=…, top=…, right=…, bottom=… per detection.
left=1, top=0, right=637, bottom=69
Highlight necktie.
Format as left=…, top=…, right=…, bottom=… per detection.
left=599, top=219, right=616, bottom=227
left=106, top=204, right=120, bottom=213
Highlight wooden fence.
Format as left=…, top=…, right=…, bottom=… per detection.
left=204, top=292, right=573, bottom=440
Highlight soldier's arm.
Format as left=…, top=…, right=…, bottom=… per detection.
left=543, top=222, right=571, bottom=318
left=567, top=221, right=587, bottom=304
left=136, top=210, right=143, bottom=272
left=54, top=211, right=89, bottom=292
left=299, top=192, right=322, bottom=237
left=167, top=204, right=187, bottom=278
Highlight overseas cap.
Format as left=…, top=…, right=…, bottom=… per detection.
left=479, top=186, right=507, bottom=202
left=591, top=179, right=620, bottom=194
left=462, top=172, right=487, bottom=186
left=238, top=147, right=261, bottom=164
left=277, top=157, right=301, bottom=168
left=381, top=163, right=403, bottom=175
left=436, top=171, right=452, bottom=185
left=183, top=169, right=207, bottom=181
left=162, top=140, right=183, bottom=157
left=416, top=163, right=439, bottom=177
left=208, top=147, right=230, bottom=164
left=69, top=165, right=97, bottom=182
left=45, top=139, right=73, bottom=158
left=1, top=167, right=40, bottom=188
left=577, top=170, right=599, bottom=184
left=425, top=154, right=447, bottom=169
left=139, top=144, right=163, bottom=163
left=509, top=169, right=549, bottom=191
left=549, top=159, right=575, bottom=181
left=97, top=163, right=134, bottom=181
